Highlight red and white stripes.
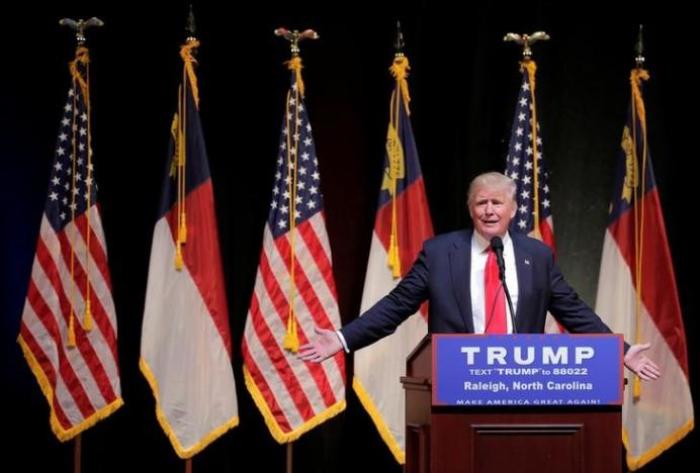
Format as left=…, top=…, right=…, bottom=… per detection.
left=19, top=206, right=122, bottom=440
left=243, top=213, right=345, bottom=443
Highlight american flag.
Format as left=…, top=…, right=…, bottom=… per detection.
left=505, top=62, right=556, bottom=251
left=17, top=46, right=122, bottom=440
left=505, top=61, right=560, bottom=334
left=243, top=62, right=346, bottom=443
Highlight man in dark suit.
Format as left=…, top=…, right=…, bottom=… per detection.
left=299, top=172, right=660, bottom=380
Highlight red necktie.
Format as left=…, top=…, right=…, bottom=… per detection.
left=484, top=248, right=507, bottom=333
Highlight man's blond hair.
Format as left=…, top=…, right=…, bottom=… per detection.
left=467, top=172, right=517, bottom=206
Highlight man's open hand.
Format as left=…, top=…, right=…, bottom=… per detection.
left=298, top=327, right=343, bottom=363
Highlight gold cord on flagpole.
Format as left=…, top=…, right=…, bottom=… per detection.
left=66, top=47, right=93, bottom=347
left=523, top=59, right=542, bottom=240
left=67, top=54, right=79, bottom=347
left=389, top=56, right=411, bottom=115
left=282, top=58, right=303, bottom=353
left=385, top=55, right=411, bottom=279
left=180, top=40, right=201, bottom=108
left=174, top=78, right=185, bottom=270
left=173, top=40, right=200, bottom=270
left=275, top=28, right=318, bottom=352
left=59, top=17, right=103, bottom=346
left=286, top=57, right=305, bottom=98
left=83, top=51, right=94, bottom=332
left=630, top=67, right=649, bottom=399
left=180, top=66, right=188, bottom=243
left=387, top=91, right=401, bottom=279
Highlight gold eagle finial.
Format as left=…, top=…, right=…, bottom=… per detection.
left=274, top=28, right=319, bottom=57
left=59, top=17, right=104, bottom=45
left=503, top=31, right=550, bottom=58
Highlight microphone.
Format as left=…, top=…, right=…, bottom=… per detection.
left=490, top=236, right=517, bottom=334
left=490, top=236, right=506, bottom=281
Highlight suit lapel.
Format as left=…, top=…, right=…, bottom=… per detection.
left=512, top=235, right=533, bottom=333
left=449, top=231, right=474, bottom=332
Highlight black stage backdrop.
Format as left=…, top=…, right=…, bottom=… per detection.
left=1, top=2, right=697, bottom=472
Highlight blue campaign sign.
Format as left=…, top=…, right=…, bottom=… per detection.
left=432, top=334, right=623, bottom=406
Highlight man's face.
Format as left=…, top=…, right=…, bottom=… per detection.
left=468, top=186, right=517, bottom=241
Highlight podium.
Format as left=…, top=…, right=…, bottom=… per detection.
left=401, top=335, right=622, bottom=473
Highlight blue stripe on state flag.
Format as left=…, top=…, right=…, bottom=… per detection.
left=377, top=99, right=422, bottom=208
left=158, top=80, right=211, bottom=218
left=607, top=104, right=657, bottom=224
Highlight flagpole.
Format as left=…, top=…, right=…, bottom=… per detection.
left=631, top=24, right=647, bottom=401
left=182, top=9, right=197, bottom=472
left=73, top=434, right=81, bottom=473
left=286, top=442, right=293, bottom=473
left=58, top=16, right=103, bottom=473
left=186, top=8, right=198, bottom=473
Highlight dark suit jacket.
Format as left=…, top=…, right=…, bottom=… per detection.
left=341, top=229, right=614, bottom=352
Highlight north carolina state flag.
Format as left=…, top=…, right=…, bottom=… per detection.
left=595, top=67, right=693, bottom=470
left=353, top=54, right=433, bottom=464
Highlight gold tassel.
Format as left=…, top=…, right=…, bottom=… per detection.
left=84, top=297, right=93, bottom=331
left=179, top=211, right=188, bottom=243
left=633, top=376, right=641, bottom=400
left=68, top=311, right=77, bottom=348
left=388, top=235, right=401, bottom=278
left=384, top=107, right=404, bottom=279
left=175, top=241, right=184, bottom=270
left=282, top=311, right=299, bottom=353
